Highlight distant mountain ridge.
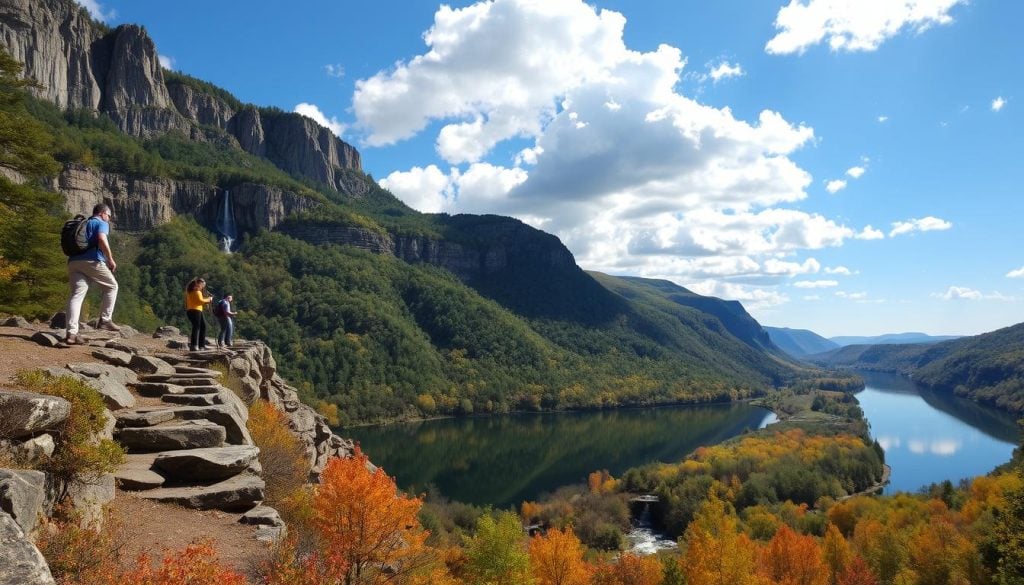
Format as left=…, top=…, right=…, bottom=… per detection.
left=808, top=322, right=1024, bottom=414
left=764, top=327, right=840, bottom=359
left=830, top=332, right=962, bottom=346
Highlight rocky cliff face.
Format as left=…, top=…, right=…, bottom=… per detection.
left=279, top=217, right=577, bottom=282
left=55, top=164, right=321, bottom=234
left=0, top=0, right=362, bottom=194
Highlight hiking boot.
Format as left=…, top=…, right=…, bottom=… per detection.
left=97, top=319, right=121, bottom=332
left=64, top=334, right=80, bottom=345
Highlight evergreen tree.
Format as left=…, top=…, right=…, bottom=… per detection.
left=0, top=49, right=65, bottom=318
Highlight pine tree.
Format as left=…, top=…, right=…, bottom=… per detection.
left=0, top=49, right=65, bottom=318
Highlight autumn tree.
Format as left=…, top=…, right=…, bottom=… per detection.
left=836, top=556, right=878, bottom=585
left=822, top=524, right=853, bottom=585
left=992, top=467, right=1024, bottom=585
left=310, top=450, right=449, bottom=585
left=528, top=527, right=590, bottom=585
left=758, top=524, right=828, bottom=585
left=680, top=492, right=766, bottom=585
left=119, top=541, right=246, bottom=585
left=591, top=553, right=663, bottom=585
left=464, top=511, right=532, bottom=585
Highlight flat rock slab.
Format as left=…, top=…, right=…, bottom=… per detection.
left=91, top=348, right=133, bottom=367
left=151, top=405, right=252, bottom=446
left=135, top=473, right=265, bottom=511
left=162, top=378, right=219, bottom=387
left=113, top=467, right=165, bottom=491
left=131, top=382, right=186, bottom=397
left=161, top=394, right=219, bottom=407
left=115, top=409, right=175, bottom=428
left=30, top=331, right=61, bottom=348
left=129, top=355, right=175, bottom=376
left=173, top=385, right=222, bottom=395
left=240, top=505, right=283, bottom=527
left=154, top=445, right=260, bottom=482
left=173, top=367, right=222, bottom=377
left=0, top=391, right=71, bottom=439
left=84, top=377, right=135, bottom=410
left=116, top=420, right=226, bottom=452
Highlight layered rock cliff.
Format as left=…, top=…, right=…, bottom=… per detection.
left=55, top=164, right=321, bottom=234
left=0, top=0, right=361, bottom=195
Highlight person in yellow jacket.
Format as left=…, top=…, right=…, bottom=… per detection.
left=185, top=277, right=214, bottom=351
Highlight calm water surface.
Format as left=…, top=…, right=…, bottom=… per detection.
left=856, top=371, right=1020, bottom=494
left=347, top=403, right=773, bottom=507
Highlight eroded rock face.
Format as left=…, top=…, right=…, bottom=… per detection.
left=0, top=512, right=55, bottom=585
left=0, top=470, right=47, bottom=535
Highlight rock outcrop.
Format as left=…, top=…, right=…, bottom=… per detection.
left=0, top=513, right=54, bottom=585
left=0, top=0, right=362, bottom=193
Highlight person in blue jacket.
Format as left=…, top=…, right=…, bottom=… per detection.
left=65, top=203, right=120, bottom=344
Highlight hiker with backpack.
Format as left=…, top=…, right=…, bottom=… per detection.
left=213, top=293, right=237, bottom=348
left=185, top=277, right=214, bottom=351
left=62, top=203, right=120, bottom=344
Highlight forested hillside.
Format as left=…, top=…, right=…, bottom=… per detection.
left=764, top=326, right=840, bottom=359
left=809, top=322, right=1024, bottom=414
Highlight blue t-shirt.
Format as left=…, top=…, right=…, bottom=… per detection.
left=68, top=217, right=109, bottom=263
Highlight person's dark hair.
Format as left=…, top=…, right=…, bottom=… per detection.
left=186, top=277, right=205, bottom=292
left=92, top=203, right=112, bottom=216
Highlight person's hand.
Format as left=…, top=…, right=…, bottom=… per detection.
left=107, top=259, right=117, bottom=272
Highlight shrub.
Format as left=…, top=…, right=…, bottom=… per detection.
left=246, top=400, right=309, bottom=515
left=16, top=371, right=124, bottom=498
left=35, top=504, right=125, bottom=584
left=119, top=540, right=247, bottom=585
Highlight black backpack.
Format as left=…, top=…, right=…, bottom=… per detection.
left=61, top=215, right=93, bottom=257
left=213, top=299, right=227, bottom=318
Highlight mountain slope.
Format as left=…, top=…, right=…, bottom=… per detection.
left=809, top=322, right=1024, bottom=413
left=830, top=332, right=962, bottom=346
left=765, top=327, right=840, bottom=359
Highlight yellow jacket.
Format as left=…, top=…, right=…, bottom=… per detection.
left=186, top=290, right=213, bottom=311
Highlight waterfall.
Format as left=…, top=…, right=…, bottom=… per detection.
left=215, top=189, right=237, bottom=253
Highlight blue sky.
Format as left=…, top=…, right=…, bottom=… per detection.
left=80, top=0, right=1023, bottom=337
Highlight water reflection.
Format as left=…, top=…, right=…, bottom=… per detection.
left=346, top=403, right=773, bottom=507
left=856, top=371, right=1020, bottom=494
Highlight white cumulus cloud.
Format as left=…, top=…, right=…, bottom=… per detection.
left=992, top=96, right=1007, bottom=112
left=794, top=280, right=839, bottom=288
left=826, top=179, right=847, bottom=193
left=293, top=103, right=346, bottom=138
left=75, top=0, right=115, bottom=22
left=825, top=266, right=854, bottom=275
left=846, top=165, right=866, bottom=178
left=877, top=115, right=889, bottom=123
left=1007, top=267, right=1024, bottom=278
left=709, top=60, right=744, bottom=82
left=325, top=64, right=346, bottom=79
left=856, top=225, right=885, bottom=240
left=889, top=216, right=953, bottom=237
left=936, top=286, right=1016, bottom=301
left=766, top=0, right=966, bottom=55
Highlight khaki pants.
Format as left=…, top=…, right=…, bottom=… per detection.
left=66, top=260, right=118, bottom=335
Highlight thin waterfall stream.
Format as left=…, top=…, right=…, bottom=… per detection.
left=216, top=188, right=237, bottom=253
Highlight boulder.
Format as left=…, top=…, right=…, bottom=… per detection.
left=116, top=325, right=140, bottom=338
left=240, top=505, right=283, bottom=527
left=0, top=470, right=47, bottom=535
left=136, top=473, right=265, bottom=511
left=0, top=392, right=71, bottom=439
left=0, top=513, right=55, bottom=585
left=66, top=363, right=138, bottom=385
left=116, top=420, right=226, bottom=452
left=115, top=409, right=175, bottom=428
left=1, top=316, right=29, bottom=328
left=254, top=524, right=286, bottom=543
left=18, top=435, right=55, bottom=462
left=29, top=332, right=60, bottom=348
left=153, top=446, right=259, bottom=482
left=91, top=348, right=133, bottom=367
left=129, top=355, right=175, bottom=376
left=152, top=325, right=180, bottom=338
left=84, top=377, right=135, bottom=410
left=67, top=473, right=115, bottom=527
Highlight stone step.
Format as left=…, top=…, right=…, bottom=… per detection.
left=115, top=420, right=226, bottom=452
left=161, top=394, right=220, bottom=407
left=173, top=367, right=223, bottom=377
left=113, top=467, right=165, bottom=491
left=175, top=385, right=223, bottom=395
left=240, top=505, right=284, bottom=527
left=153, top=353, right=206, bottom=366
left=153, top=446, right=260, bottom=482
left=134, top=473, right=265, bottom=511
left=131, top=382, right=186, bottom=397
left=139, top=372, right=217, bottom=382
left=115, top=409, right=175, bottom=428
left=132, top=405, right=251, bottom=446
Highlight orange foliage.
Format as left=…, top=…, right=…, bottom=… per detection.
left=591, top=553, right=663, bottom=585
left=119, top=541, right=246, bottom=585
left=528, top=527, right=591, bottom=585
left=821, top=524, right=852, bottom=584
left=680, top=494, right=766, bottom=585
left=521, top=501, right=543, bottom=521
left=247, top=399, right=310, bottom=509
left=836, top=556, right=878, bottom=585
left=310, top=449, right=450, bottom=584
left=588, top=470, right=617, bottom=494
left=758, top=525, right=828, bottom=585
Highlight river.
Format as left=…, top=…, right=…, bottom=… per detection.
left=855, top=371, right=1020, bottom=494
